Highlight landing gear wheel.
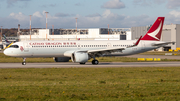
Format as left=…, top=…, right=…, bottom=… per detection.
left=22, top=58, right=26, bottom=65
left=22, top=62, right=26, bottom=65
left=80, top=62, right=86, bottom=64
left=92, top=60, right=99, bottom=65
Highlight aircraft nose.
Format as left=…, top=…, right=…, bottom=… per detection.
left=3, top=49, right=10, bottom=56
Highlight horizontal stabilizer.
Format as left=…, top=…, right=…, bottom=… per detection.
left=152, top=42, right=175, bottom=46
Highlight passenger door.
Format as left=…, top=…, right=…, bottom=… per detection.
left=141, top=41, right=145, bottom=50
left=107, top=43, right=112, bottom=48
left=23, top=42, right=29, bottom=52
left=77, top=43, right=81, bottom=50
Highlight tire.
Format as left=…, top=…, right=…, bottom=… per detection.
left=92, top=60, right=95, bottom=64
left=80, top=62, right=86, bottom=64
left=94, top=60, right=99, bottom=65
left=92, top=60, right=99, bottom=65
left=22, top=62, right=26, bottom=65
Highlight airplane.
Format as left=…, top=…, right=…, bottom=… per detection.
left=3, top=17, right=175, bottom=65
left=3, top=34, right=14, bottom=49
left=3, top=34, right=11, bottom=44
left=0, top=34, right=13, bottom=50
left=0, top=34, right=11, bottom=45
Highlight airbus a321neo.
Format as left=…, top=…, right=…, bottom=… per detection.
left=4, top=17, right=174, bottom=65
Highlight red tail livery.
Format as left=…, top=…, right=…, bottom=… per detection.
left=141, top=17, right=164, bottom=41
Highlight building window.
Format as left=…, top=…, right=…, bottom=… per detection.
left=120, top=35, right=126, bottom=40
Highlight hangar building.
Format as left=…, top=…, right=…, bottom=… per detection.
left=19, top=28, right=131, bottom=41
left=131, top=24, right=180, bottom=51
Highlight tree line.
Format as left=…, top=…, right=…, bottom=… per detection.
left=1, top=28, right=30, bottom=37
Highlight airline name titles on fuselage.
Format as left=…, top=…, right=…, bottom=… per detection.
left=29, top=42, right=77, bottom=46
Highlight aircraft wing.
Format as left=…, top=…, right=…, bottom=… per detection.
left=75, top=36, right=142, bottom=57
left=152, top=42, right=175, bottom=46
left=87, top=47, right=125, bottom=57
left=88, top=47, right=125, bottom=53
left=64, top=47, right=125, bottom=57
left=86, top=36, right=142, bottom=57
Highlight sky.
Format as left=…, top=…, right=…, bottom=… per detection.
left=0, top=0, right=180, bottom=29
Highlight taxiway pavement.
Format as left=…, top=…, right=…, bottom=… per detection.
left=0, top=62, right=180, bottom=68
left=124, top=54, right=180, bottom=59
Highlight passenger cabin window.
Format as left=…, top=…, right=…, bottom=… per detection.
left=10, top=45, right=19, bottom=48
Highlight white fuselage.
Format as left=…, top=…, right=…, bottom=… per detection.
left=4, top=40, right=163, bottom=58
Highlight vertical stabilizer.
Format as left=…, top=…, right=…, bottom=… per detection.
left=3, top=34, right=10, bottom=44
left=141, top=17, right=164, bottom=41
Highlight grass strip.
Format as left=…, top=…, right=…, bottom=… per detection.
left=0, top=67, right=180, bottom=100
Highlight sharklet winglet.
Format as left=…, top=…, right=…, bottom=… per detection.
left=134, top=36, right=142, bottom=46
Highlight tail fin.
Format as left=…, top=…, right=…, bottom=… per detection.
left=134, top=36, right=142, bottom=46
left=141, top=17, right=165, bottom=41
left=3, top=34, right=10, bottom=44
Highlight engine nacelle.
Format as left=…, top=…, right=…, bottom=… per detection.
left=53, top=57, right=70, bottom=62
left=71, top=52, right=89, bottom=63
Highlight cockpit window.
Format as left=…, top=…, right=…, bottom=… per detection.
left=10, top=45, right=19, bottom=48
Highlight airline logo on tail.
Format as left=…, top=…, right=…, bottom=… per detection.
left=148, top=20, right=162, bottom=40
left=141, top=17, right=165, bottom=41
left=3, top=34, right=10, bottom=44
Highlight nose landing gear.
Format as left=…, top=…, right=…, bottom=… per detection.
left=22, top=58, right=26, bottom=65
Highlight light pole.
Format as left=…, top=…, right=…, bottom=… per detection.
left=52, top=25, right=54, bottom=41
left=108, top=24, right=109, bottom=40
left=45, top=12, right=49, bottom=29
left=30, top=15, right=32, bottom=40
left=18, top=24, right=20, bottom=41
left=75, top=18, right=78, bottom=40
left=75, top=18, right=78, bottom=32
left=0, top=26, right=2, bottom=42
left=45, top=12, right=49, bottom=39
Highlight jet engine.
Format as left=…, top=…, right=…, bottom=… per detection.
left=71, top=52, right=89, bottom=63
left=53, top=57, right=71, bottom=62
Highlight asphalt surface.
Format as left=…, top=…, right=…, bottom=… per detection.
left=0, top=62, right=180, bottom=68
left=1, top=50, right=180, bottom=68
left=1, top=50, right=180, bottom=59
left=124, top=54, right=180, bottom=59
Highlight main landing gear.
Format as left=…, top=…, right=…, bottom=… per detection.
left=79, top=59, right=99, bottom=65
left=79, top=62, right=86, bottom=64
left=92, top=59, right=99, bottom=65
left=22, top=58, right=26, bottom=65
